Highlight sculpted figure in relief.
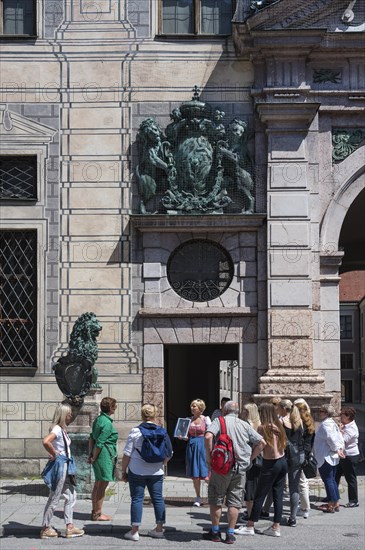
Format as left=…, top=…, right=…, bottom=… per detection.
left=136, top=118, right=175, bottom=213
left=219, top=118, right=255, bottom=213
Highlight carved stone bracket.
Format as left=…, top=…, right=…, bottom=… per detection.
left=332, top=128, right=365, bottom=162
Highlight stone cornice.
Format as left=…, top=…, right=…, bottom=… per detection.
left=138, top=308, right=257, bottom=318
left=131, top=214, right=266, bottom=233
left=256, top=102, right=320, bottom=127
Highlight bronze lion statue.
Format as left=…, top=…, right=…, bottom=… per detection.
left=69, top=312, right=102, bottom=365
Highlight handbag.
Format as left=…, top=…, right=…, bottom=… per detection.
left=302, top=452, right=318, bottom=478
left=285, top=440, right=305, bottom=469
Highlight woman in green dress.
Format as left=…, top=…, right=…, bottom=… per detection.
left=88, top=397, right=118, bottom=521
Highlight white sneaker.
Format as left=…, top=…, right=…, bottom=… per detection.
left=124, top=530, right=140, bottom=541
left=193, top=497, right=201, bottom=507
left=262, top=527, right=280, bottom=537
left=234, top=526, right=255, bottom=536
left=297, top=508, right=309, bottom=518
left=147, top=529, right=164, bottom=539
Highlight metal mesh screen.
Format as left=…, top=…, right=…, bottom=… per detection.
left=167, top=239, right=234, bottom=302
left=0, top=231, right=37, bottom=367
left=0, top=156, right=37, bottom=200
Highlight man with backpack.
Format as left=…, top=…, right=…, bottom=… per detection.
left=204, top=401, right=266, bottom=544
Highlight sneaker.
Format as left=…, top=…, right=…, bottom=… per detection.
left=65, top=527, right=84, bottom=538
left=124, top=530, right=140, bottom=541
left=40, top=527, right=59, bottom=539
left=297, top=508, right=309, bottom=518
left=233, top=526, right=254, bottom=536
left=224, top=533, right=236, bottom=544
left=202, top=529, right=222, bottom=542
left=262, top=526, right=280, bottom=537
left=260, top=510, right=270, bottom=519
left=147, top=529, right=164, bottom=538
left=286, top=518, right=297, bottom=527
left=345, top=502, right=359, bottom=508
left=193, top=496, right=201, bottom=507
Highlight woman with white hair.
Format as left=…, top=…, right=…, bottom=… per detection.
left=313, top=404, right=344, bottom=513
left=40, top=403, right=84, bottom=539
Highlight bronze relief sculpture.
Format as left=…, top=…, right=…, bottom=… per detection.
left=136, top=87, right=255, bottom=215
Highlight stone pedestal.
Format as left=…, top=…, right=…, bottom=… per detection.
left=69, top=389, right=102, bottom=497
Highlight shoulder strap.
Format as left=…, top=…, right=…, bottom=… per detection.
left=219, top=415, right=226, bottom=435
left=61, top=429, right=70, bottom=459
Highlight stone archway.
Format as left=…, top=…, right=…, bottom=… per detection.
left=320, top=146, right=365, bottom=252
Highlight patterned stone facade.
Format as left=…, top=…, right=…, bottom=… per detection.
left=0, top=0, right=364, bottom=474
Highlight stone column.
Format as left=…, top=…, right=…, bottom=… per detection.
left=255, top=103, right=331, bottom=406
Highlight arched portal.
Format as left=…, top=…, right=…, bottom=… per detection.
left=320, top=149, right=365, bottom=404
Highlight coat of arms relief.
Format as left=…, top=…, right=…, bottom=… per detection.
left=136, top=87, right=255, bottom=215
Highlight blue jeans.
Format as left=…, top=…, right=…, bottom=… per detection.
left=128, top=470, right=165, bottom=526
left=319, top=460, right=340, bottom=502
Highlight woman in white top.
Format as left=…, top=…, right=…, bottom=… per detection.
left=121, top=404, right=173, bottom=541
left=335, top=406, right=360, bottom=507
left=41, top=403, right=84, bottom=539
left=313, top=404, right=344, bottom=513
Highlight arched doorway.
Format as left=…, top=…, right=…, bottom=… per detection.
left=338, top=188, right=365, bottom=403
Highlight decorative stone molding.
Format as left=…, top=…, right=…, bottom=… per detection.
left=313, top=69, right=341, bottom=84
left=332, top=128, right=365, bottom=162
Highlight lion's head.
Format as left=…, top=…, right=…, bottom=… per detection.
left=137, top=117, right=163, bottom=146
left=68, top=312, right=102, bottom=365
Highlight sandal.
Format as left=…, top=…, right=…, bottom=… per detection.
left=318, top=504, right=335, bottom=513
left=91, top=512, right=112, bottom=521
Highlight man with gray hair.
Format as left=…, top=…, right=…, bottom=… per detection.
left=203, top=401, right=265, bottom=544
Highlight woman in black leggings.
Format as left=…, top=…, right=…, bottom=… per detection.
left=237, top=403, right=288, bottom=537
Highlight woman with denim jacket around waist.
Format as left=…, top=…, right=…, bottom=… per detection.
left=40, top=403, right=84, bottom=539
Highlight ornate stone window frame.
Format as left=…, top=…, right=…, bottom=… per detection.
left=0, top=107, right=55, bottom=375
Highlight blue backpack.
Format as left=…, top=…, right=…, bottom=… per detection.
left=137, top=423, right=170, bottom=463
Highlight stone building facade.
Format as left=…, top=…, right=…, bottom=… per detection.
left=0, top=0, right=364, bottom=475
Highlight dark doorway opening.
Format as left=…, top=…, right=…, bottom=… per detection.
left=164, top=343, right=239, bottom=475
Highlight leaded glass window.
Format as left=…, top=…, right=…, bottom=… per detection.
left=167, top=239, right=234, bottom=302
left=0, top=230, right=37, bottom=368
left=1, top=0, right=36, bottom=36
left=161, top=0, right=233, bottom=35
left=0, top=156, right=37, bottom=200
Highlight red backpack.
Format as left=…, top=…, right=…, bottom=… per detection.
left=211, top=416, right=235, bottom=475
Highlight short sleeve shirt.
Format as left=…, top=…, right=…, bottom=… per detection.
left=51, top=425, right=71, bottom=457
left=207, top=413, right=263, bottom=471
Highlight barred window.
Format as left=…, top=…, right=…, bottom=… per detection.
left=0, top=0, right=36, bottom=36
left=0, top=156, right=37, bottom=200
left=0, top=230, right=37, bottom=368
left=160, top=0, right=234, bottom=35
